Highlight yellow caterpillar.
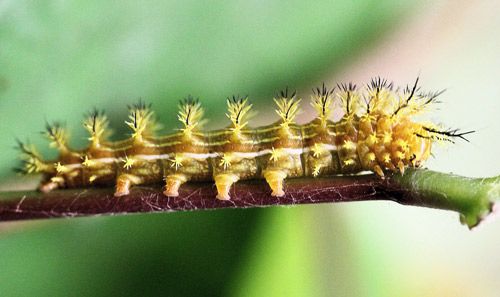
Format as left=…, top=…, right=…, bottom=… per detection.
left=16, top=78, right=472, bottom=200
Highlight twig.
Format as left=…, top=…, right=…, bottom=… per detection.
left=0, top=168, right=498, bottom=228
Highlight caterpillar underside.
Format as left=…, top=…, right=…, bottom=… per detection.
left=17, top=78, right=471, bottom=200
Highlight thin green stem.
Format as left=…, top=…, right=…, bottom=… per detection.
left=390, top=168, right=500, bottom=228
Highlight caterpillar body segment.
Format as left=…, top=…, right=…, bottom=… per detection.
left=211, top=96, right=259, bottom=200
left=261, top=90, right=303, bottom=197
left=17, top=78, right=471, bottom=200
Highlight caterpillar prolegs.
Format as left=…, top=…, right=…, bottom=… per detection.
left=16, top=78, right=472, bottom=200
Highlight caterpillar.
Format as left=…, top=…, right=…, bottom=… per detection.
left=16, top=78, right=472, bottom=200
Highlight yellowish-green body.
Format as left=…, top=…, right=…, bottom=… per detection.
left=19, top=79, right=466, bottom=200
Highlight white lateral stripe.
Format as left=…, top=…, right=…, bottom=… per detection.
left=60, top=143, right=339, bottom=168
left=65, top=164, right=82, bottom=169
left=95, top=157, right=116, bottom=163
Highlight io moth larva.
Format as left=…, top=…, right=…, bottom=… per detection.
left=16, top=78, right=472, bottom=200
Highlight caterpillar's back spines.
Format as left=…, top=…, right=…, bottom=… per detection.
left=276, top=87, right=297, bottom=100
left=336, top=82, right=360, bottom=117
left=225, top=95, right=253, bottom=140
left=177, top=95, right=205, bottom=139
left=418, top=126, right=474, bottom=143
left=126, top=99, right=159, bottom=143
left=419, top=89, right=445, bottom=105
left=16, top=138, right=38, bottom=159
left=43, top=121, right=69, bottom=153
left=311, top=83, right=335, bottom=127
left=274, top=87, right=301, bottom=130
left=369, top=77, right=394, bottom=93
left=392, top=77, right=421, bottom=117
left=313, top=82, right=335, bottom=98
left=16, top=78, right=473, bottom=200
left=15, top=139, right=54, bottom=175
left=83, top=108, right=111, bottom=148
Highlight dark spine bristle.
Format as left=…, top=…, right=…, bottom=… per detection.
left=338, top=82, right=357, bottom=93
left=277, top=87, right=296, bottom=99
left=12, top=166, right=27, bottom=175
left=227, top=94, right=247, bottom=104
left=419, top=89, right=445, bottom=105
left=312, top=82, right=335, bottom=97
left=15, top=138, right=35, bottom=157
left=404, top=76, right=420, bottom=103
left=85, top=108, right=104, bottom=133
left=131, top=98, right=150, bottom=111
left=285, top=99, right=298, bottom=120
left=369, top=77, right=393, bottom=93
left=42, top=121, right=63, bottom=139
left=421, top=127, right=475, bottom=143
left=337, top=82, right=356, bottom=115
left=181, top=95, right=199, bottom=106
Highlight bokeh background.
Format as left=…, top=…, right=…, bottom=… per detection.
left=1, top=1, right=499, bottom=296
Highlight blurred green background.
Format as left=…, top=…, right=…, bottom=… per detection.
left=0, top=1, right=499, bottom=296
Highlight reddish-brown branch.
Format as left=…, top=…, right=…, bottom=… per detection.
left=1, top=169, right=498, bottom=228
left=0, top=175, right=450, bottom=221
left=0, top=175, right=411, bottom=221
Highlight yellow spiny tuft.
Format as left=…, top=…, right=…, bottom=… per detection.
left=15, top=140, right=52, bottom=174
left=365, top=77, right=395, bottom=115
left=122, top=156, right=136, bottom=169
left=220, top=154, right=232, bottom=170
left=170, top=154, right=184, bottom=171
left=274, top=88, right=301, bottom=130
left=44, top=122, right=69, bottom=152
left=82, top=155, right=96, bottom=168
left=311, top=83, right=334, bottom=127
left=382, top=153, right=391, bottom=163
left=366, top=152, right=376, bottom=162
left=269, top=147, right=282, bottom=163
left=55, top=162, right=69, bottom=174
left=395, top=139, right=409, bottom=152
left=178, top=96, right=204, bottom=138
left=366, top=134, right=378, bottom=145
left=381, top=132, right=393, bottom=144
left=312, top=164, right=322, bottom=177
left=125, top=100, right=158, bottom=142
left=343, top=140, right=357, bottom=151
left=83, top=109, right=110, bottom=146
left=226, top=95, right=253, bottom=136
left=311, top=143, right=325, bottom=158
left=395, top=151, right=405, bottom=160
